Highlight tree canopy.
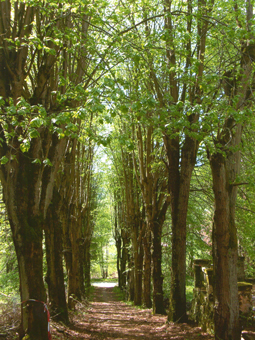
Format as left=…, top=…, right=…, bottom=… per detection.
left=0, top=1, right=255, bottom=340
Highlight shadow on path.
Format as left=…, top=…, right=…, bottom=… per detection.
left=61, top=284, right=213, bottom=340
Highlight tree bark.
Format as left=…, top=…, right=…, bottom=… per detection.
left=165, top=133, right=199, bottom=322
left=209, top=123, right=242, bottom=340
left=0, top=130, right=66, bottom=339
left=209, top=6, right=255, bottom=333
left=133, top=224, right=144, bottom=306
left=143, top=230, right=152, bottom=308
left=66, top=204, right=83, bottom=308
left=0, top=2, right=93, bottom=337
left=120, top=233, right=129, bottom=291
left=84, top=238, right=92, bottom=291
left=133, top=124, right=169, bottom=313
left=128, top=253, right=135, bottom=301
left=115, top=233, right=122, bottom=289
left=152, top=219, right=166, bottom=315
left=44, top=188, right=68, bottom=324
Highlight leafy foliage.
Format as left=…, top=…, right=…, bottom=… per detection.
left=0, top=202, right=19, bottom=296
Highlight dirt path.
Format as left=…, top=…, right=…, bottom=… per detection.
left=51, top=284, right=213, bottom=340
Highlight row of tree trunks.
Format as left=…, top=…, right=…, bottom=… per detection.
left=114, top=197, right=148, bottom=306
left=112, top=122, right=169, bottom=314
left=134, top=124, right=170, bottom=315
left=44, top=188, right=69, bottom=323
left=0, top=2, right=96, bottom=338
left=53, top=140, right=95, bottom=309
left=0, top=130, right=67, bottom=339
left=114, top=186, right=168, bottom=315
left=112, top=148, right=146, bottom=306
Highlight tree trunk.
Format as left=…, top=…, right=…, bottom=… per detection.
left=143, top=230, right=152, bottom=308
left=133, top=232, right=144, bottom=306
left=84, top=238, right=91, bottom=291
left=17, top=222, right=47, bottom=340
left=120, top=234, right=129, bottom=291
left=116, top=234, right=122, bottom=289
left=165, top=134, right=198, bottom=322
left=67, top=204, right=83, bottom=308
left=0, top=132, right=66, bottom=339
left=4, top=180, right=46, bottom=339
left=79, top=214, right=86, bottom=298
left=0, top=3, right=91, bottom=337
left=128, top=254, right=135, bottom=302
left=169, top=214, right=187, bottom=322
left=209, top=125, right=242, bottom=340
left=44, top=189, right=68, bottom=324
left=105, top=247, right=109, bottom=279
left=152, top=220, right=166, bottom=315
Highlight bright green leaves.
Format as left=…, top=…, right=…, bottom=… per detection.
left=43, top=158, right=53, bottom=167
left=32, top=158, right=52, bottom=167
left=30, top=117, right=45, bottom=128
left=0, top=156, right=9, bottom=165
left=20, top=139, right=31, bottom=153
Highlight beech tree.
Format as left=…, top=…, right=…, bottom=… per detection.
left=108, top=125, right=139, bottom=298
left=0, top=3, right=69, bottom=338
left=0, top=1, right=111, bottom=338
left=96, top=0, right=255, bottom=335
left=109, top=123, right=145, bottom=305
left=106, top=0, right=214, bottom=320
left=131, top=121, right=169, bottom=314
left=48, top=136, right=95, bottom=310
left=1, top=1, right=254, bottom=339
left=237, top=122, right=255, bottom=277
left=206, top=1, right=255, bottom=339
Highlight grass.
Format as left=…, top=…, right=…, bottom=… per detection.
left=186, top=285, right=194, bottom=303
left=90, top=277, right=195, bottom=307
left=91, top=277, right=118, bottom=283
left=112, top=286, right=126, bottom=301
left=86, top=285, right=95, bottom=301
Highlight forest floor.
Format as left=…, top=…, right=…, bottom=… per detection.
left=49, top=283, right=214, bottom=340
left=1, top=283, right=254, bottom=339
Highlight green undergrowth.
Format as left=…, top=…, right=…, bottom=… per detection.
left=112, top=286, right=194, bottom=307
left=86, top=285, right=95, bottom=301
left=91, top=277, right=118, bottom=283
left=112, top=286, right=126, bottom=301
left=186, top=285, right=194, bottom=303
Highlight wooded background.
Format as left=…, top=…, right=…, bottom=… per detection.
left=0, top=0, right=255, bottom=339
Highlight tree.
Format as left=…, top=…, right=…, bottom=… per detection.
left=108, top=127, right=139, bottom=297
left=207, top=2, right=255, bottom=338
left=106, top=0, right=214, bottom=320
left=236, top=121, right=255, bottom=277
left=0, top=3, right=68, bottom=337
left=109, top=125, right=145, bottom=304
left=132, top=121, right=169, bottom=314
left=0, top=1, right=111, bottom=337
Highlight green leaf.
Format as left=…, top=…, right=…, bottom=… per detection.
left=29, top=129, right=40, bottom=138
left=32, top=158, right=42, bottom=165
left=0, top=156, right=9, bottom=165
left=30, top=117, right=44, bottom=128
left=20, top=139, right=30, bottom=153
left=43, top=158, right=53, bottom=166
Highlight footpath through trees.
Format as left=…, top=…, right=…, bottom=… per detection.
left=48, top=283, right=213, bottom=340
